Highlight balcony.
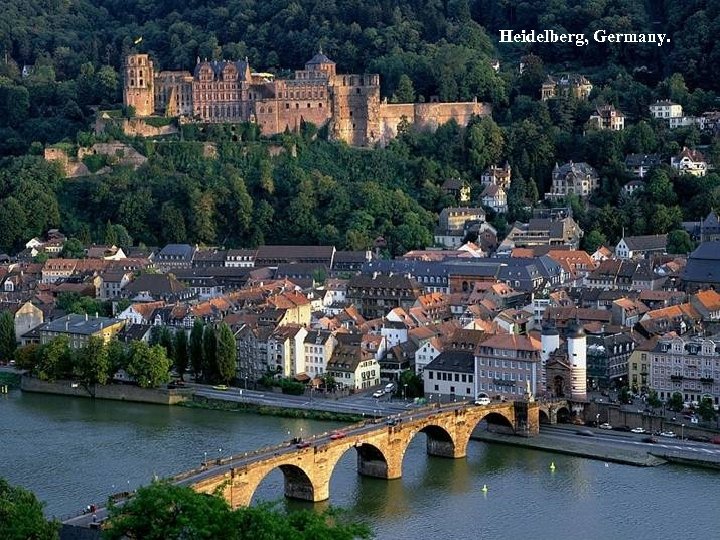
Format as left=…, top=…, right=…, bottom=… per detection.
left=670, top=375, right=684, bottom=381
left=700, top=377, right=714, bottom=384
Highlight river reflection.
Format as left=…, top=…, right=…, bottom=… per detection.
left=3, top=390, right=720, bottom=539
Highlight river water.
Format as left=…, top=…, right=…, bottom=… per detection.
left=2, top=389, right=719, bottom=540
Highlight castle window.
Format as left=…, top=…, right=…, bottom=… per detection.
left=307, top=103, right=311, bottom=108
left=356, top=88, right=361, bottom=94
left=139, top=79, right=143, bottom=86
left=349, top=110, right=353, bottom=117
left=260, top=107, right=265, bottom=113
left=130, top=69, right=135, bottom=78
left=318, top=103, right=322, bottom=108
left=296, top=103, right=299, bottom=109
left=290, top=92, right=294, bottom=98
left=286, top=103, right=289, bottom=109
left=268, top=107, right=273, bottom=113
left=130, top=79, right=135, bottom=87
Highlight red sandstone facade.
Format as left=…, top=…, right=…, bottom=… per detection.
left=123, top=51, right=490, bottom=147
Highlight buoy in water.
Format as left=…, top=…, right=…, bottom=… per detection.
left=481, top=484, right=488, bottom=493
left=550, top=462, right=556, bottom=471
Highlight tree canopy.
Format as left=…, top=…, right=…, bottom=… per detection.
left=104, top=480, right=371, bottom=540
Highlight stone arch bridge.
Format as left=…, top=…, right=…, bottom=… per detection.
left=186, top=400, right=540, bottom=507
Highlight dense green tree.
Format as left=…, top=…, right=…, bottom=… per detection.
left=666, top=230, right=694, bottom=255
left=0, top=197, right=27, bottom=253
left=74, top=336, right=110, bottom=387
left=202, top=325, right=218, bottom=383
left=158, top=326, right=175, bottom=360
left=126, top=341, right=171, bottom=388
left=173, top=329, right=189, bottom=380
left=647, top=390, right=662, bottom=409
left=0, top=478, right=59, bottom=540
left=582, top=230, right=607, bottom=253
left=0, top=311, right=16, bottom=361
left=106, top=339, right=128, bottom=378
left=60, top=238, right=85, bottom=259
left=15, top=343, right=39, bottom=371
left=697, top=397, right=717, bottom=422
left=393, top=74, right=416, bottom=103
left=36, top=336, right=72, bottom=381
left=189, top=319, right=205, bottom=379
left=104, top=481, right=370, bottom=540
left=667, top=392, right=684, bottom=412
left=215, top=322, right=237, bottom=385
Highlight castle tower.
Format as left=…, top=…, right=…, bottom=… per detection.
left=123, top=54, right=155, bottom=117
left=540, top=320, right=560, bottom=388
left=567, top=320, right=587, bottom=401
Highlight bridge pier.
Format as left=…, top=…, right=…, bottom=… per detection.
left=426, top=437, right=464, bottom=459
left=356, top=443, right=402, bottom=479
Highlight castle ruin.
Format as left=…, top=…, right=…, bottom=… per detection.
left=123, top=52, right=491, bottom=147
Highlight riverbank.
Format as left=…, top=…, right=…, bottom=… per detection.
left=0, top=371, right=21, bottom=387
left=21, top=375, right=191, bottom=405
left=183, top=394, right=364, bottom=423
left=471, top=430, right=668, bottom=467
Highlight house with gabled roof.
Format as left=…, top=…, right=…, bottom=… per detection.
left=326, top=343, right=380, bottom=392
left=671, top=147, right=707, bottom=177
left=615, top=234, right=667, bottom=259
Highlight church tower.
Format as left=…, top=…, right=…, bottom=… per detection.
left=123, top=54, right=155, bottom=117
left=540, top=320, right=560, bottom=389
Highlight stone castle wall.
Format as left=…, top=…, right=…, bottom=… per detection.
left=376, top=101, right=491, bottom=146
left=122, top=118, right=178, bottom=137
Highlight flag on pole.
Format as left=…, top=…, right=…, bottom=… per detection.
left=133, top=36, right=143, bottom=45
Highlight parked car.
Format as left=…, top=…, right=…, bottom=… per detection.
left=659, top=431, right=676, bottom=438
left=295, top=440, right=312, bottom=449
left=711, top=436, right=720, bottom=445
left=329, top=431, right=346, bottom=440
left=585, top=420, right=598, bottom=428
left=372, top=390, right=385, bottom=398
left=613, top=425, right=631, bottom=432
left=212, top=385, right=229, bottom=391
left=642, top=436, right=658, bottom=444
left=385, top=418, right=400, bottom=426
left=575, top=429, right=594, bottom=437
left=384, top=382, right=396, bottom=393
left=599, top=423, right=613, bottom=430
left=630, top=427, right=647, bottom=434
left=474, top=396, right=491, bottom=406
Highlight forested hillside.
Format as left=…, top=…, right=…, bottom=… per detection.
left=2, top=0, right=720, bottom=255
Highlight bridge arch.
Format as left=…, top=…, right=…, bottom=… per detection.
left=539, top=410, right=551, bottom=424
left=246, top=462, right=319, bottom=506
left=467, top=409, right=516, bottom=438
left=556, top=406, right=571, bottom=423
left=396, top=422, right=461, bottom=469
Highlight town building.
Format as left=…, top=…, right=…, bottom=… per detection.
left=649, top=334, right=720, bottom=407
left=682, top=211, right=720, bottom=243
left=682, top=241, right=720, bottom=291
left=546, top=162, right=599, bottom=200
left=624, top=154, right=661, bottom=179
left=346, top=274, right=423, bottom=320
left=38, top=313, right=126, bottom=349
left=671, top=147, right=707, bottom=177
left=615, top=234, right=667, bottom=260
left=480, top=183, right=508, bottom=213
left=649, top=100, right=683, bottom=119
left=481, top=163, right=512, bottom=188
left=588, top=104, right=625, bottom=131
left=474, top=334, right=541, bottom=400
left=326, top=343, right=380, bottom=391
left=423, top=350, right=475, bottom=399
left=540, top=74, right=593, bottom=101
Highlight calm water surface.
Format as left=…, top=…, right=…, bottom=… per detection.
left=2, top=389, right=719, bottom=540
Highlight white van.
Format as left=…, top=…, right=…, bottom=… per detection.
left=385, top=383, right=396, bottom=393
